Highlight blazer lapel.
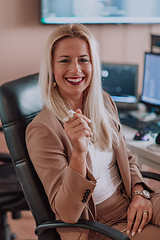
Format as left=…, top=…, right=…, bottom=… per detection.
left=114, top=138, right=132, bottom=198
left=86, top=152, right=97, bottom=221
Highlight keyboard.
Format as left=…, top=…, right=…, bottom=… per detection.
left=119, top=114, right=160, bottom=134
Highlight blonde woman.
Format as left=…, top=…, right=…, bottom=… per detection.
left=26, top=24, right=160, bottom=240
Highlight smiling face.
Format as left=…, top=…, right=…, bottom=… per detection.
left=52, top=37, right=92, bottom=107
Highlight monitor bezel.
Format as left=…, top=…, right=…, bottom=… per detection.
left=140, top=52, right=160, bottom=113
left=101, top=63, right=139, bottom=111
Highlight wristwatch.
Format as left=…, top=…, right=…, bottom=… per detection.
left=132, top=190, right=151, bottom=199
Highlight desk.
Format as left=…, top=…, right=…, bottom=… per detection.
left=122, top=125, right=160, bottom=172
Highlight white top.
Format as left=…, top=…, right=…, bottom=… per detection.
left=88, top=144, right=122, bottom=205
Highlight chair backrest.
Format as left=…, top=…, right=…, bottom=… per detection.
left=0, top=74, right=60, bottom=240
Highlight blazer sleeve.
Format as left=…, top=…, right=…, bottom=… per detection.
left=26, top=119, right=96, bottom=223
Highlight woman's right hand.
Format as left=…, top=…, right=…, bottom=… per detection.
left=64, top=109, right=92, bottom=154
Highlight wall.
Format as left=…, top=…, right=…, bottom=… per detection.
left=0, top=0, right=160, bottom=94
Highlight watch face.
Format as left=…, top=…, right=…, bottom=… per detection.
left=143, top=190, right=150, bottom=198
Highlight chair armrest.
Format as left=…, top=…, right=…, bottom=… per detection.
left=141, top=171, right=160, bottom=182
left=35, top=219, right=130, bottom=240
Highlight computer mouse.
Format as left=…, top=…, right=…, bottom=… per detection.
left=133, top=130, right=152, bottom=141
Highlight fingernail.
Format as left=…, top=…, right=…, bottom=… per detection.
left=127, top=230, right=130, bottom=235
left=132, top=232, right=135, bottom=237
left=138, top=229, right=142, bottom=233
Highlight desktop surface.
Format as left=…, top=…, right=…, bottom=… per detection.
left=122, top=124, right=160, bottom=172
left=122, top=125, right=160, bottom=167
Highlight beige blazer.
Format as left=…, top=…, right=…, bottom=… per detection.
left=26, top=92, right=150, bottom=240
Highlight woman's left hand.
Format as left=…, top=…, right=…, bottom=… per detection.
left=127, top=195, right=152, bottom=236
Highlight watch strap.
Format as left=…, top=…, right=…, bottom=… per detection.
left=132, top=190, right=150, bottom=199
left=132, top=190, right=143, bottom=197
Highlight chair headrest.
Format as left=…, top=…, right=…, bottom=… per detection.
left=0, top=73, right=43, bottom=127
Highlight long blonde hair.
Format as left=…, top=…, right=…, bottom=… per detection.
left=39, top=23, right=119, bottom=151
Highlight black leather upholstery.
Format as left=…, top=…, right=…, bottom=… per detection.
left=0, top=127, right=28, bottom=240
left=0, top=74, right=60, bottom=240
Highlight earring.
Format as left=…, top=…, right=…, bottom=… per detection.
left=53, top=81, right=56, bottom=87
left=52, top=73, right=56, bottom=87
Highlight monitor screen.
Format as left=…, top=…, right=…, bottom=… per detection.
left=101, top=63, right=138, bottom=110
left=141, top=52, right=160, bottom=111
left=40, top=0, right=160, bottom=24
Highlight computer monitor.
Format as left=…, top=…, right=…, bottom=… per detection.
left=101, top=63, right=138, bottom=110
left=40, top=0, right=160, bottom=24
left=141, top=52, right=160, bottom=113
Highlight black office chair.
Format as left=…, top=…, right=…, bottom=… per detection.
left=0, top=73, right=132, bottom=240
left=0, top=74, right=159, bottom=240
left=0, top=133, right=28, bottom=240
